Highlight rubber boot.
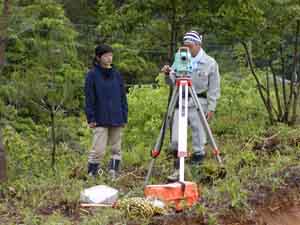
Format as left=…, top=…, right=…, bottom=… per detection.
left=108, top=159, right=120, bottom=180
left=87, top=163, right=99, bottom=177
left=167, top=158, right=180, bottom=182
left=190, top=153, right=205, bottom=165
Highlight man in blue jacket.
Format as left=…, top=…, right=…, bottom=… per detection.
left=84, top=44, right=128, bottom=179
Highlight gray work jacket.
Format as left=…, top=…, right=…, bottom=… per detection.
left=166, top=49, right=220, bottom=111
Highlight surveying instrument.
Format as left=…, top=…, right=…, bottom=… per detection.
left=144, top=47, right=223, bottom=210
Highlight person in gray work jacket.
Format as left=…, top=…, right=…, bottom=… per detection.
left=161, top=30, right=220, bottom=181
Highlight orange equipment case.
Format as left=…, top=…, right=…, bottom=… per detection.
left=144, top=181, right=200, bottom=211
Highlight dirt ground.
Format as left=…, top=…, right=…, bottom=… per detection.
left=7, top=166, right=299, bottom=225
left=149, top=166, right=300, bottom=225
left=260, top=205, right=300, bottom=225
left=218, top=204, right=300, bottom=225
left=149, top=194, right=300, bottom=225
left=218, top=165, right=300, bottom=225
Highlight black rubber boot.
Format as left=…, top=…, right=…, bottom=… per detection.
left=190, top=153, right=205, bottom=165
left=108, top=159, right=120, bottom=179
left=167, top=157, right=180, bottom=182
left=87, top=163, right=99, bottom=176
left=174, top=158, right=180, bottom=169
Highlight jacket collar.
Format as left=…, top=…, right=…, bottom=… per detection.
left=95, top=63, right=115, bottom=70
left=94, top=64, right=115, bottom=78
left=192, top=48, right=206, bottom=64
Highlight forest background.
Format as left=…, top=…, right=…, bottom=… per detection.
left=0, top=1, right=300, bottom=224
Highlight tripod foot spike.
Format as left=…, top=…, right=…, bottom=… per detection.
left=151, top=149, right=160, bottom=158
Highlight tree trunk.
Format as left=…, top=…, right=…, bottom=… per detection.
left=0, top=131, right=7, bottom=182
left=242, top=41, right=274, bottom=124
left=269, top=62, right=282, bottom=119
left=50, top=110, right=56, bottom=169
left=0, top=0, right=10, bottom=181
left=291, top=20, right=300, bottom=124
left=0, top=0, right=10, bottom=67
left=168, top=0, right=178, bottom=62
left=280, top=44, right=288, bottom=122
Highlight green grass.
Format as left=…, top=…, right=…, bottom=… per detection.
left=1, top=75, right=300, bottom=224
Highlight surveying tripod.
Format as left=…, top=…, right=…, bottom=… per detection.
left=145, top=73, right=223, bottom=185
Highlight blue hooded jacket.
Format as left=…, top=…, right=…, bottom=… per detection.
left=84, top=64, right=128, bottom=127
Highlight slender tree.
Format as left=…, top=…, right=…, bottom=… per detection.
left=209, top=0, right=300, bottom=125
left=0, top=0, right=10, bottom=182
left=7, top=0, right=82, bottom=169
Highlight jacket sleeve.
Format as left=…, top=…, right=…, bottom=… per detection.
left=207, top=61, right=221, bottom=112
left=164, top=63, right=176, bottom=85
left=164, top=71, right=176, bottom=85
left=120, top=73, right=128, bottom=123
left=84, top=72, right=96, bottom=123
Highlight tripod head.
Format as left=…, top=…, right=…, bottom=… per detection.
left=171, top=47, right=192, bottom=77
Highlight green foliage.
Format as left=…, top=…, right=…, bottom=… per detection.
left=80, top=208, right=126, bottom=225
left=214, top=1, right=265, bottom=41
left=3, top=125, right=48, bottom=179
left=2, top=72, right=300, bottom=223
left=122, top=75, right=169, bottom=166
left=113, top=43, right=159, bottom=84
left=0, top=0, right=86, bottom=168
left=212, top=73, right=267, bottom=138
left=62, top=0, right=98, bottom=25
left=1, top=1, right=300, bottom=224
left=0, top=98, right=17, bottom=124
left=7, top=0, right=77, bottom=67
left=4, top=0, right=84, bottom=121
left=220, top=176, right=249, bottom=209
left=1, top=112, right=89, bottom=179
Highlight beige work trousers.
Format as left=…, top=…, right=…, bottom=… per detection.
left=88, top=126, right=122, bottom=164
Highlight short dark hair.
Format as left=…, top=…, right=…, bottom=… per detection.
left=95, top=44, right=113, bottom=57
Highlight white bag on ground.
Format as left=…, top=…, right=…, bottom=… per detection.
left=80, top=185, right=118, bottom=204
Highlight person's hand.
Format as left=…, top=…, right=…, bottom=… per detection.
left=88, top=122, right=97, bottom=128
left=161, top=65, right=171, bottom=75
left=206, top=111, right=214, bottom=122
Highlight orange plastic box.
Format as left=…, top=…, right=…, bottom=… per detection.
left=144, top=181, right=200, bottom=211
